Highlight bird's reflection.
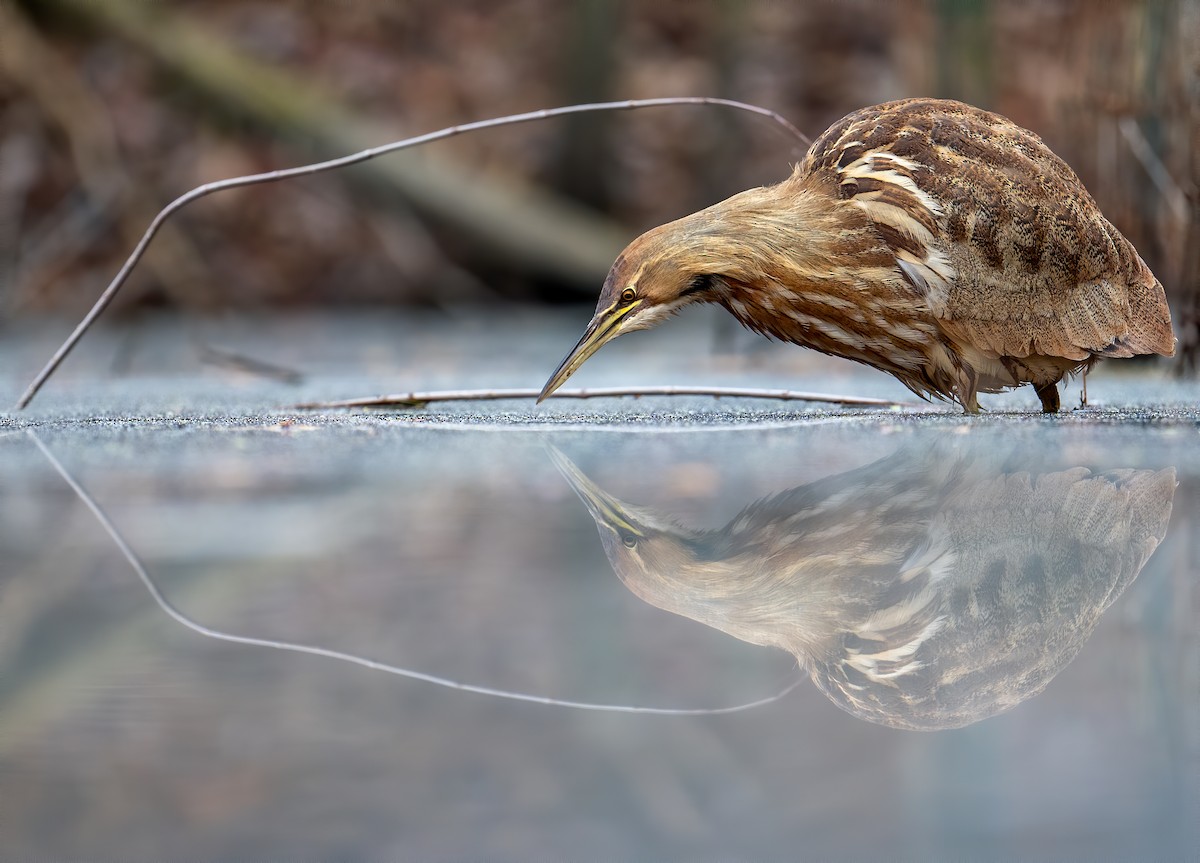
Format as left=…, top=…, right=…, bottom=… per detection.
left=552, top=445, right=1175, bottom=730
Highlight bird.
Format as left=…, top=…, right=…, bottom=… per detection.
left=549, top=444, right=1175, bottom=730
left=538, top=98, right=1176, bottom=413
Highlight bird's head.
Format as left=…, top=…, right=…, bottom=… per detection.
left=549, top=446, right=825, bottom=654
left=537, top=216, right=728, bottom=402
left=547, top=445, right=701, bottom=581
left=535, top=176, right=833, bottom=402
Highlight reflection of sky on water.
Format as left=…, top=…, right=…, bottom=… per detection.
left=1, top=417, right=1195, bottom=861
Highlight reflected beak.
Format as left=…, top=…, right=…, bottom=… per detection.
left=537, top=301, right=639, bottom=403
left=545, top=445, right=643, bottom=537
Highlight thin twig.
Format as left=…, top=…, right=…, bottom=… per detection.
left=195, top=342, right=305, bottom=385
left=1117, top=117, right=1189, bottom=222
left=28, top=430, right=801, bottom=715
left=293, top=386, right=908, bottom=410
left=15, top=97, right=810, bottom=410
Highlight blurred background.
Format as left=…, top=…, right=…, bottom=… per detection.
left=0, top=0, right=1196, bottom=367
left=2, top=6, right=1198, bottom=857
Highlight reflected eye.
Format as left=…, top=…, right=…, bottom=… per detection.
left=620, top=287, right=637, bottom=304
left=620, top=532, right=638, bottom=548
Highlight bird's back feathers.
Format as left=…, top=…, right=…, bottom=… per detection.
left=801, top=98, right=1176, bottom=367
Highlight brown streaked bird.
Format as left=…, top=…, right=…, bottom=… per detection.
left=539, top=98, right=1176, bottom=413
left=550, top=445, right=1174, bottom=730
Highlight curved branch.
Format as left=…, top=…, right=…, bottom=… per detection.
left=16, top=97, right=810, bottom=410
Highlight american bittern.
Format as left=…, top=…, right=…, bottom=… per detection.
left=551, top=446, right=1174, bottom=730
left=540, top=99, right=1176, bottom=413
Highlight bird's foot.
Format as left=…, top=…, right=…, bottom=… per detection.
left=1035, top=381, right=1061, bottom=414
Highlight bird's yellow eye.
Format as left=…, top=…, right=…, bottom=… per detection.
left=620, top=287, right=637, bottom=304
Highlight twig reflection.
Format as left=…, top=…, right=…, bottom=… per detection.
left=30, top=431, right=800, bottom=716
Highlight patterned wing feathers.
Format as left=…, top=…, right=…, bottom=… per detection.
left=804, top=99, right=1175, bottom=364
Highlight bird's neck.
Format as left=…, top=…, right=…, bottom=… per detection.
left=683, top=180, right=883, bottom=335
left=667, top=177, right=926, bottom=372
left=618, top=550, right=852, bottom=662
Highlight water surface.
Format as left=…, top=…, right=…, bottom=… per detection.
left=1, top=314, right=1196, bottom=860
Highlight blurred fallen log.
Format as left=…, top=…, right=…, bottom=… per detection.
left=42, top=0, right=632, bottom=286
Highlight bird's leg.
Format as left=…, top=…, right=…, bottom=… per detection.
left=1035, top=381, right=1061, bottom=414
left=1080, top=369, right=1088, bottom=407
left=956, top=367, right=982, bottom=414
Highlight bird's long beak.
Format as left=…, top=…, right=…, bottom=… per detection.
left=545, top=445, right=643, bottom=537
left=537, top=301, right=640, bottom=403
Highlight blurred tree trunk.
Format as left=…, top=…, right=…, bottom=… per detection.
left=936, top=0, right=993, bottom=107
left=1176, top=0, right=1199, bottom=374
left=700, top=0, right=750, bottom=208
left=1181, top=195, right=1199, bottom=375
left=547, top=0, right=620, bottom=211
